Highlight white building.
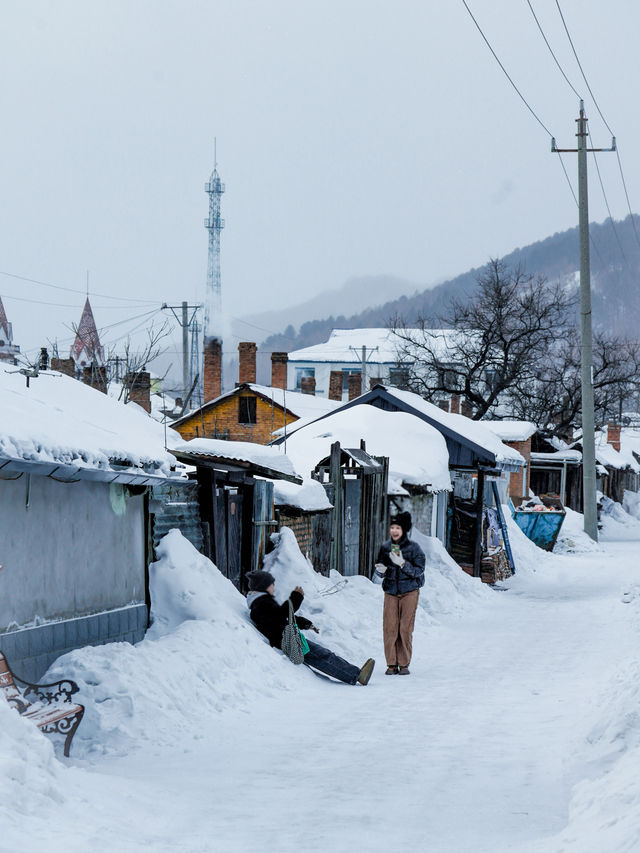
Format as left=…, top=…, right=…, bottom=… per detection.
left=286, top=327, right=472, bottom=401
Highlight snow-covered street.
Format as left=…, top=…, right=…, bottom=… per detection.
left=4, top=514, right=640, bottom=853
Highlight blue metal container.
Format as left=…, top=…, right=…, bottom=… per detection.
left=509, top=495, right=566, bottom=552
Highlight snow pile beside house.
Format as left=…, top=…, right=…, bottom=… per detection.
left=42, top=525, right=490, bottom=757
left=0, top=368, right=179, bottom=477
left=0, top=699, right=65, bottom=814
left=553, top=507, right=602, bottom=554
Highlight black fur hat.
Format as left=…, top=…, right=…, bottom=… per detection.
left=390, top=511, right=412, bottom=535
left=246, top=570, right=275, bottom=592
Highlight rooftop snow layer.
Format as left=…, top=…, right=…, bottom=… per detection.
left=280, top=406, right=452, bottom=491
left=288, top=328, right=466, bottom=364
left=273, top=476, right=333, bottom=511
left=170, top=437, right=299, bottom=479
left=0, top=368, right=181, bottom=478
left=483, top=420, right=537, bottom=443
left=594, top=430, right=640, bottom=472
left=375, top=386, right=524, bottom=467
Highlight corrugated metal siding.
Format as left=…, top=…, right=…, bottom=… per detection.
left=151, top=481, right=203, bottom=554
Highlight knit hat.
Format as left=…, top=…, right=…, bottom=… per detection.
left=390, top=511, right=412, bottom=536
left=246, top=570, right=275, bottom=592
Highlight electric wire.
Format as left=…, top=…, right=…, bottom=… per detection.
left=0, top=269, right=158, bottom=305
left=460, top=0, right=554, bottom=138
left=554, top=0, right=640, bottom=253
left=588, top=131, right=627, bottom=264
left=524, top=0, right=581, bottom=100
left=554, top=0, right=613, bottom=137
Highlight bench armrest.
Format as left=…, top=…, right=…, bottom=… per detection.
left=14, top=675, right=81, bottom=705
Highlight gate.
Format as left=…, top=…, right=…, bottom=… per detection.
left=343, top=478, right=362, bottom=576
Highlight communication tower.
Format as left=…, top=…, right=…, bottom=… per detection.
left=203, top=142, right=225, bottom=343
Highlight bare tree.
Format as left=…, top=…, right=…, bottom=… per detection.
left=109, top=320, right=172, bottom=402
left=510, top=329, right=640, bottom=437
left=391, top=259, right=576, bottom=420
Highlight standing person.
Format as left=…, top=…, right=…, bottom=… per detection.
left=375, top=511, right=425, bottom=675
left=246, top=570, right=375, bottom=685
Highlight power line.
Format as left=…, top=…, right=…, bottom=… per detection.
left=588, top=131, right=627, bottom=264
left=0, top=291, right=154, bottom=310
left=0, top=269, right=159, bottom=305
left=525, top=0, right=581, bottom=100
left=554, top=0, right=613, bottom=137
left=461, top=0, right=554, bottom=137
left=553, top=0, right=640, bottom=253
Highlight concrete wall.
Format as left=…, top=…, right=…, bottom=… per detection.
left=0, top=475, right=146, bottom=627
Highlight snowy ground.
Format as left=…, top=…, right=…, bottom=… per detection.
left=3, top=509, right=640, bottom=853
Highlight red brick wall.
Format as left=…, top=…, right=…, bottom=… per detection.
left=279, top=515, right=313, bottom=559
left=271, top=352, right=288, bottom=389
left=174, top=392, right=299, bottom=443
left=51, top=357, right=75, bottom=377
left=238, top=342, right=257, bottom=384
left=505, top=438, right=531, bottom=498
left=203, top=338, right=222, bottom=403
left=329, top=371, right=343, bottom=401
left=607, top=422, right=621, bottom=452
left=300, top=376, right=316, bottom=395
left=348, top=373, right=362, bottom=400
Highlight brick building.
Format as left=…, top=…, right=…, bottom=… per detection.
left=0, top=297, right=20, bottom=364
left=172, top=342, right=339, bottom=444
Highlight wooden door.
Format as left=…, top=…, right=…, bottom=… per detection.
left=343, top=477, right=361, bottom=576
left=227, top=489, right=243, bottom=589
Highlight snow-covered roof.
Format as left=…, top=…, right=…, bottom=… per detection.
left=279, top=406, right=452, bottom=492
left=367, top=386, right=524, bottom=469
left=530, top=450, right=582, bottom=464
left=594, top=430, right=640, bottom=472
left=0, top=368, right=183, bottom=483
left=170, top=437, right=301, bottom=483
left=173, top=383, right=339, bottom=426
left=288, top=328, right=466, bottom=365
left=621, top=427, right=640, bottom=465
left=483, top=420, right=537, bottom=443
left=273, top=477, right=333, bottom=511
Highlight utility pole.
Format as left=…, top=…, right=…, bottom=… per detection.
left=552, top=101, right=616, bottom=541
left=350, top=345, right=379, bottom=395
left=161, top=302, right=202, bottom=403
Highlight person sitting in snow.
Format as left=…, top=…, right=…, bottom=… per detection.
left=375, top=511, right=425, bottom=676
left=245, top=570, right=375, bottom=685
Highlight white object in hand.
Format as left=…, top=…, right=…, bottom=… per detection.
left=374, top=563, right=386, bottom=576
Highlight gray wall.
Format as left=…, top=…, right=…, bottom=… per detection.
left=0, top=474, right=146, bottom=628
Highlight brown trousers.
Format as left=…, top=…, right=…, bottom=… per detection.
left=383, top=590, right=419, bottom=667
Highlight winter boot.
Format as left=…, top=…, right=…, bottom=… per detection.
left=398, top=666, right=410, bottom=675
left=385, top=665, right=399, bottom=675
left=357, top=658, right=375, bottom=685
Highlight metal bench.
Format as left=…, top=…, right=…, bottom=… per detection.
left=0, top=651, right=84, bottom=757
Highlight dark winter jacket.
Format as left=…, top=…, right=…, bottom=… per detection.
left=248, top=589, right=313, bottom=649
left=376, top=535, right=426, bottom=596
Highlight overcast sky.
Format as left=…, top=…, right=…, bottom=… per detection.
left=1, top=0, right=637, bottom=370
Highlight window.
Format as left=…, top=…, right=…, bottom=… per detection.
left=295, top=367, right=315, bottom=390
left=238, top=396, right=257, bottom=424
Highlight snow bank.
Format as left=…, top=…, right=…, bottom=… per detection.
left=553, top=507, right=602, bottom=554
left=0, top=699, right=66, bottom=817
left=44, top=530, right=296, bottom=757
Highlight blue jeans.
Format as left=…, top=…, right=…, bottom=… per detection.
left=304, top=639, right=360, bottom=685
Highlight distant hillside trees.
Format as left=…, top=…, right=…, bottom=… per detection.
left=392, top=258, right=640, bottom=435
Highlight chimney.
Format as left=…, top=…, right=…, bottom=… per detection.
left=124, top=370, right=151, bottom=413
left=300, top=376, right=316, bottom=395
left=271, top=351, right=288, bottom=390
left=82, top=365, right=108, bottom=394
left=461, top=398, right=473, bottom=418
left=348, top=372, right=362, bottom=401
left=329, top=370, right=343, bottom=401
left=238, top=342, right=257, bottom=385
left=203, top=337, right=222, bottom=402
left=450, top=394, right=461, bottom=414
left=51, top=356, right=75, bottom=378
left=607, top=420, right=621, bottom=453
left=39, top=347, right=49, bottom=371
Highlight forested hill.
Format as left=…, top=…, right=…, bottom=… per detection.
left=261, top=215, right=640, bottom=355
